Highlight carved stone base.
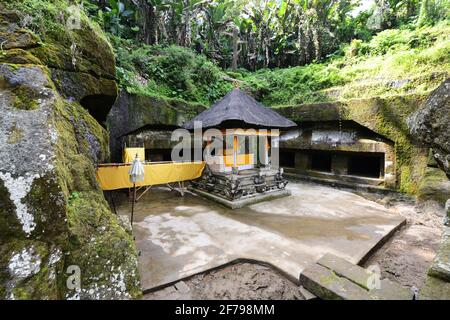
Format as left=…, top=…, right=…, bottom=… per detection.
left=189, top=186, right=291, bottom=209
left=189, top=166, right=290, bottom=206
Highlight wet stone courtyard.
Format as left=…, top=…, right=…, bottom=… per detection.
left=116, top=181, right=408, bottom=292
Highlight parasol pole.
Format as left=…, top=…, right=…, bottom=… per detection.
left=131, top=182, right=136, bottom=225
left=129, top=153, right=145, bottom=226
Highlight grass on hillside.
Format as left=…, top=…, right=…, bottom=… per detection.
left=240, top=21, right=450, bottom=106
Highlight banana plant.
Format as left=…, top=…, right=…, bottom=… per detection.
left=104, top=0, right=136, bottom=36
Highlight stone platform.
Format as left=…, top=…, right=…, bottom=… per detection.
left=189, top=186, right=291, bottom=209
left=117, top=181, right=406, bottom=292
left=190, top=167, right=289, bottom=207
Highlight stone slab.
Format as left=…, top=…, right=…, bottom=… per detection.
left=317, top=253, right=412, bottom=300
left=300, top=263, right=372, bottom=300
left=188, top=187, right=291, bottom=209
left=317, top=253, right=372, bottom=290
left=174, top=281, right=190, bottom=294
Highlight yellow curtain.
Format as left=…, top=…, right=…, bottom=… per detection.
left=123, top=148, right=145, bottom=163
left=96, top=162, right=205, bottom=191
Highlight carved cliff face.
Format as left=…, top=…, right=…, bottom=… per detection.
left=0, top=2, right=141, bottom=299
left=409, top=78, right=450, bottom=178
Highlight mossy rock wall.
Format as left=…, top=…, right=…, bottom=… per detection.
left=107, top=90, right=205, bottom=162
left=0, top=3, right=141, bottom=299
left=409, top=79, right=450, bottom=177
left=277, top=94, right=429, bottom=194
left=417, top=167, right=450, bottom=205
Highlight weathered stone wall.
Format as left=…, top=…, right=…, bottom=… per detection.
left=280, top=121, right=396, bottom=187
left=107, top=90, right=205, bottom=162
left=0, top=3, right=141, bottom=299
left=409, top=79, right=450, bottom=177
left=277, top=95, right=430, bottom=194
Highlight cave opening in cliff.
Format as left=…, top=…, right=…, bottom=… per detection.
left=279, top=149, right=296, bottom=168
left=311, top=152, right=332, bottom=172
left=80, top=94, right=116, bottom=125
left=348, top=154, right=384, bottom=178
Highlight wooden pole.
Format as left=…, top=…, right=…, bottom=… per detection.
left=233, top=135, right=237, bottom=169
left=110, top=191, right=117, bottom=215
left=131, top=183, right=136, bottom=224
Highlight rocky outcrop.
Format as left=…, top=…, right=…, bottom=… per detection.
left=405, top=79, right=450, bottom=299
left=417, top=167, right=450, bottom=206
left=0, top=2, right=141, bottom=299
left=421, top=225, right=450, bottom=300
left=408, top=79, right=450, bottom=177
left=107, top=90, right=205, bottom=162
left=277, top=95, right=429, bottom=194
left=408, top=78, right=450, bottom=178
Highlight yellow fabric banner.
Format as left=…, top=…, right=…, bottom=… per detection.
left=96, top=162, right=205, bottom=191
left=123, top=148, right=145, bottom=163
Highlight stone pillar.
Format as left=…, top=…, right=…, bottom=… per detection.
left=295, top=152, right=310, bottom=171
left=332, top=154, right=348, bottom=175
left=384, top=147, right=396, bottom=189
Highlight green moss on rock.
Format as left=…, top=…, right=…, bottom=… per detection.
left=0, top=49, right=42, bottom=65
left=418, top=167, right=450, bottom=205
left=64, top=192, right=141, bottom=299
left=0, top=179, right=22, bottom=241
left=50, top=91, right=141, bottom=299
left=0, top=2, right=141, bottom=300
left=0, top=240, right=63, bottom=299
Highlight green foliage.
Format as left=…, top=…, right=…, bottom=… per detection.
left=241, top=64, right=345, bottom=106
left=84, top=0, right=138, bottom=37
left=84, top=0, right=449, bottom=71
left=238, top=21, right=450, bottom=106
left=417, top=0, right=450, bottom=27
left=111, top=36, right=232, bottom=105
left=4, top=0, right=69, bottom=36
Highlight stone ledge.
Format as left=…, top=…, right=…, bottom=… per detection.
left=300, top=263, right=373, bottom=300
left=317, top=253, right=373, bottom=290
left=188, top=187, right=291, bottom=209
left=301, top=254, right=412, bottom=300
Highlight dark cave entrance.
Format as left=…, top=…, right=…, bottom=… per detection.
left=80, top=94, right=116, bottom=125
left=280, top=149, right=296, bottom=168
left=145, top=148, right=172, bottom=162
left=311, top=152, right=332, bottom=173
left=348, top=154, right=384, bottom=178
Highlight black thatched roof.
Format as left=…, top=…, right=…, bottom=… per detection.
left=183, top=88, right=297, bottom=130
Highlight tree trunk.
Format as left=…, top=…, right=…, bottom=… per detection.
left=136, top=0, right=157, bottom=45
left=312, top=24, right=321, bottom=60
left=180, top=0, right=192, bottom=47
left=297, top=21, right=305, bottom=65
left=231, top=26, right=239, bottom=71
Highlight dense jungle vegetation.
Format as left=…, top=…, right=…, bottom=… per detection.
left=10, top=0, right=450, bottom=106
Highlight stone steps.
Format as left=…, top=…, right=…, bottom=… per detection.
left=299, top=253, right=413, bottom=300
